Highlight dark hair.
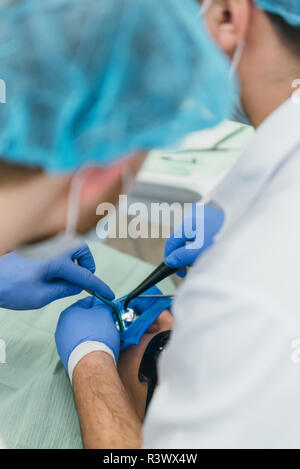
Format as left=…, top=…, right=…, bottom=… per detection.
left=138, top=330, right=171, bottom=413
left=267, top=12, right=300, bottom=56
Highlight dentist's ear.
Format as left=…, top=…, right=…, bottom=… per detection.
left=204, top=0, right=253, bottom=58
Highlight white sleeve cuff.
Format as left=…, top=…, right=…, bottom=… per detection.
left=68, top=341, right=116, bottom=383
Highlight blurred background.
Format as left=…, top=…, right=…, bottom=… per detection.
left=89, top=121, right=254, bottom=278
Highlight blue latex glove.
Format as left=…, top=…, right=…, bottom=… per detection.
left=55, top=296, right=120, bottom=372
left=164, top=203, right=225, bottom=277
left=0, top=243, right=114, bottom=310
left=119, top=286, right=172, bottom=351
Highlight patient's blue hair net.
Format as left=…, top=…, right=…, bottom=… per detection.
left=0, top=0, right=236, bottom=172
left=255, top=0, right=300, bottom=25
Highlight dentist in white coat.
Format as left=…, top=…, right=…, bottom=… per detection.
left=144, top=0, right=300, bottom=449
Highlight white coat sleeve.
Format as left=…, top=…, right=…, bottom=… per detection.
left=142, top=275, right=300, bottom=449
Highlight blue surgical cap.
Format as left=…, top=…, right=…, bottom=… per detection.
left=255, top=0, right=300, bottom=26
left=0, top=0, right=236, bottom=172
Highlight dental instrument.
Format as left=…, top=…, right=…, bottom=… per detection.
left=122, top=263, right=180, bottom=310
left=88, top=291, right=125, bottom=333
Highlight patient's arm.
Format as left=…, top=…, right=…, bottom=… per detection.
left=73, top=351, right=142, bottom=449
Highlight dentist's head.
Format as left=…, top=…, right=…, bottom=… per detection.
left=0, top=0, right=236, bottom=254
left=199, top=0, right=300, bottom=127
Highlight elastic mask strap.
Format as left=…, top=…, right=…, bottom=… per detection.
left=121, top=165, right=135, bottom=195
left=229, top=39, right=245, bottom=79
left=199, top=0, right=212, bottom=16
left=65, top=168, right=87, bottom=237
left=15, top=166, right=88, bottom=259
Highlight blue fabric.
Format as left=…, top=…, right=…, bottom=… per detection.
left=0, top=0, right=236, bottom=172
left=255, top=0, right=300, bottom=25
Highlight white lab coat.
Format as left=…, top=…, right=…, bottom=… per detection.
left=143, top=96, right=300, bottom=449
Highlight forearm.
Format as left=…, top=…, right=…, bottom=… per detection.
left=73, top=351, right=143, bottom=449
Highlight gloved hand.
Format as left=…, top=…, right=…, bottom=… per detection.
left=55, top=296, right=120, bottom=380
left=0, top=243, right=114, bottom=310
left=164, top=203, right=224, bottom=277
left=120, top=286, right=172, bottom=350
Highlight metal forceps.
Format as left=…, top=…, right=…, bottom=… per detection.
left=120, top=262, right=179, bottom=309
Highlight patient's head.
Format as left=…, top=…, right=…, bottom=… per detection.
left=118, top=309, right=174, bottom=421
left=0, top=153, right=145, bottom=255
